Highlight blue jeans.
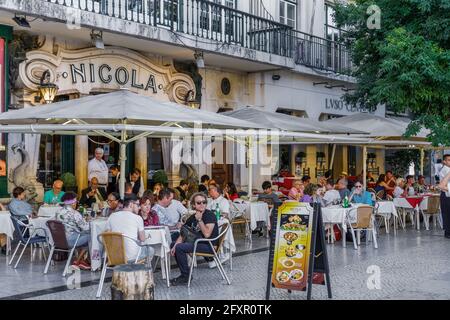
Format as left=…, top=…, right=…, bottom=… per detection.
left=171, top=242, right=214, bottom=277
left=67, top=233, right=90, bottom=248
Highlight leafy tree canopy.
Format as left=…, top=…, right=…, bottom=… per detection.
left=334, top=0, right=450, bottom=146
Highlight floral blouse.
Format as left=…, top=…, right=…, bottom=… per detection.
left=56, top=206, right=90, bottom=238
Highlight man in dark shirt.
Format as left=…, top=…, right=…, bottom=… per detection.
left=198, top=175, right=210, bottom=194
left=80, top=177, right=107, bottom=208
left=257, top=181, right=282, bottom=210
left=170, top=193, right=219, bottom=286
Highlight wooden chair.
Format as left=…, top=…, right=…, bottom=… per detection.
left=229, top=200, right=251, bottom=242
left=347, top=206, right=378, bottom=250
left=96, top=232, right=153, bottom=298
left=421, top=196, right=442, bottom=230
left=188, top=223, right=231, bottom=288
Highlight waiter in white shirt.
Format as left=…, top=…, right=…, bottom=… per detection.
left=88, top=148, right=109, bottom=193
left=438, top=154, right=450, bottom=239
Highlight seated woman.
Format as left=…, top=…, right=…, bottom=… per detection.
left=393, top=178, right=407, bottom=198
left=8, top=187, right=34, bottom=221
left=349, top=181, right=374, bottom=206
left=374, top=174, right=388, bottom=198
left=301, top=183, right=318, bottom=203
left=56, top=192, right=91, bottom=270
left=288, top=180, right=304, bottom=201
left=170, top=192, right=219, bottom=286
left=223, top=182, right=239, bottom=201
left=139, top=196, right=159, bottom=227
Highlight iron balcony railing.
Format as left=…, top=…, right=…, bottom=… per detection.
left=46, top=0, right=352, bottom=74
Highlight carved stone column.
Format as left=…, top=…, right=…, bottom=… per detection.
left=75, top=136, right=88, bottom=196
left=135, top=138, right=148, bottom=190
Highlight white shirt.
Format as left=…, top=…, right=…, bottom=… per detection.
left=207, top=195, right=230, bottom=216
left=107, top=210, right=144, bottom=262
left=88, top=158, right=109, bottom=185
left=439, top=165, right=450, bottom=197
left=393, top=186, right=404, bottom=198
left=322, top=190, right=341, bottom=206
left=153, top=200, right=187, bottom=227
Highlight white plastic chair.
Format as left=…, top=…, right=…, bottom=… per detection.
left=346, top=206, right=378, bottom=250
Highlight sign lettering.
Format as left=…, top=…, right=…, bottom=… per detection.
left=325, top=98, right=375, bottom=114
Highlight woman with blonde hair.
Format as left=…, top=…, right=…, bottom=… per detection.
left=393, top=178, right=406, bottom=198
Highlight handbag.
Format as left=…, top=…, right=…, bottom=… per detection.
left=180, top=225, right=202, bottom=244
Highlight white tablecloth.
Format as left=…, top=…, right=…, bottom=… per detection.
left=376, top=201, right=398, bottom=217
left=0, top=211, right=15, bottom=239
left=219, top=217, right=236, bottom=253
left=90, top=219, right=172, bottom=272
left=38, top=205, right=61, bottom=218
left=321, top=204, right=364, bottom=232
left=246, top=202, right=270, bottom=231
left=29, top=216, right=51, bottom=239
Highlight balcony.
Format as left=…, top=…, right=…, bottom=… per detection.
left=42, top=0, right=351, bottom=74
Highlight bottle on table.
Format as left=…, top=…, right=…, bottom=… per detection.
left=215, top=203, right=221, bottom=221
left=343, top=195, right=349, bottom=208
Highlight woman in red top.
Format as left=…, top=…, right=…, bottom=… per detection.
left=139, top=196, right=159, bottom=227
left=224, top=182, right=239, bottom=201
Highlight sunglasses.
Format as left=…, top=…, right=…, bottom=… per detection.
left=355, top=185, right=363, bottom=188
left=195, top=201, right=207, bottom=205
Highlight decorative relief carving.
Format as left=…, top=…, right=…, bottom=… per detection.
left=17, top=47, right=196, bottom=104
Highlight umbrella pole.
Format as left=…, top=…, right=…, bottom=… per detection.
left=248, top=136, right=253, bottom=197
left=363, top=146, right=367, bottom=190
left=119, top=129, right=127, bottom=200
left=420, top=148, right=425, bottom=176
left=329, top=144, right=336, bottom=176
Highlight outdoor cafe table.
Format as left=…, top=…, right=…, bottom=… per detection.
left=393, top=196, right=428, bottom=230
left=376, top=201, right=400, bottom=233
left=321, top=204, right=364, bottom=247
left=90, top=219, right=172, bottom=276
left=38, top=205, right=61, bottom=218
left=0, top=211, right=14, bottom=254
left=245, top=201, right=271, bottom=231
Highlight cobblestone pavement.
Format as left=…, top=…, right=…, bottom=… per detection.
left=12, top=228, right=450, bottom=300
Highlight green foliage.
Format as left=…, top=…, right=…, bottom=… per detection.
left=60, top=172, right=76, bottom=188
left=385, top=150, right=420, bottom=177
left=153, top=170, right=168, bottom=186
left=334, top=0, right=450, bottom=146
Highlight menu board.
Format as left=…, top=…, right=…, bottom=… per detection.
left=271, top=202, right=314, bottom=291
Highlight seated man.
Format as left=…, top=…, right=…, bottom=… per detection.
left=43, top=179, right=65, bottom=204
left=322, top=179, right=341, bottom=207
left=349, top=181, right=374, bottom=206
left=258, top=181, right=282, bottom=210
left=175, top=180, right=189, bottom=205
left=170, top=192, right=219, bottom=286
left=198, top=175, right=210, bottom=194
left=128, top=168, right=144, bottom=198
left=8, top=187, right=34, bottom=221
left=337, top=178, right=351, bottom=199
left=107, top=196, right=154, bottom=263
left=153, top=189, right=186, bottom=241
left=80, top=177, right=107, bottom=208
left=102, top=192, right=122, bottom=217
left=415, top=175, right=428, bottom=193
left=207, top=185, right=230, bottom=219
left=124, top=182, right=138, bottom=200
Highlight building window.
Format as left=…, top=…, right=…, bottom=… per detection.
left=201, top=0, right=236, bottom=32
left=280, top=0, right=297, bottom=28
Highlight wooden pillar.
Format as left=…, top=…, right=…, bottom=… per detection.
left=75, top=136, right=88, bottom=196
left=135, top=138, right=148, bottom=190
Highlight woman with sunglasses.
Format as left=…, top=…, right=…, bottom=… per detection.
left=170, top=192, right=219, bottom=286
left=349, top=181, right=374, bottom=206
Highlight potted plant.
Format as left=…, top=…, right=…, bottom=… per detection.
left=152, top=170, right=168, bottom=187
left=60, top=172, right=77, bottom=193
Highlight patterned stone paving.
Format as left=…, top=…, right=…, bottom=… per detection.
left=12, top=228, right=450, bottom=300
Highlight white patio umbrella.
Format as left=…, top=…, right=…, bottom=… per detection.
left=0, top=90, right=269, bottom=199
